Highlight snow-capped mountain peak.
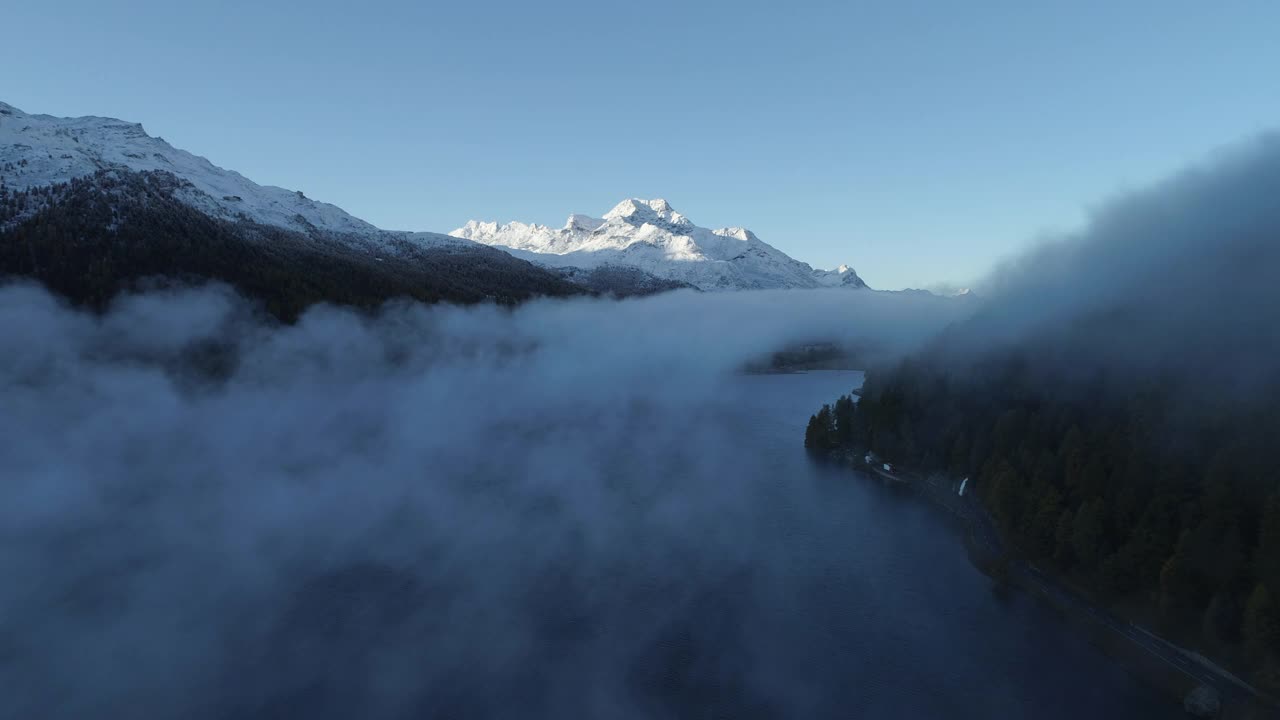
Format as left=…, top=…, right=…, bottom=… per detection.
left=712, top=227, right=757, bottom=242
left=0, top=101, right=600, bottom=307
left=811, top=264, right=868, bottom=288
left=602, top=198, right=691, bottom=228
left=451, top=199, right=866, bottom=291
left=565, top=213, right=605, bottom=232
left=0, top=101, right=381, bottom=239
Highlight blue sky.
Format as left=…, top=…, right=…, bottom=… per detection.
left=5, top=0, right=1278, bottom=289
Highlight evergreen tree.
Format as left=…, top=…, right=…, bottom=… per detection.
left=1244, top=583, right=1280, bottom=657
left=804, top=405, right=836, bottom=452
left=1054, top=508, right=1076, bottom=566
left=803, top=322, right=1280, bottom=686
left=1257, top=495, right=1280, bottom=596
left=1072, top=498, right=1107, bottom=571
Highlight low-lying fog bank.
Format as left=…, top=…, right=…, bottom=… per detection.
left=0, top=284, right=969, bottom=719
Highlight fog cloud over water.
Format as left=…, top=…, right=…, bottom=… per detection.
left=0, top=284, right=964, bottom=719
left=960, top=134, right=1280, bottom=397
left=13, top=127, right=1274, bottom=716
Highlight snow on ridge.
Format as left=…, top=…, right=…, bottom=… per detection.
left=0, top=101, right=866, bottom=282
left=812, top=264, right=868, bottom=288
left=0, top=101, right=392, bottom=242
left=565, top=213, right=604, bottom=232
left=602, top=198, right=691, bottom=227
left=451, top=198, right=867, bottom=291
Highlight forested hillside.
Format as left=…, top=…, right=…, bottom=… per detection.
left=807, top=354, right=1280, bottom=688
left=0, top=170, right=585, bottom=320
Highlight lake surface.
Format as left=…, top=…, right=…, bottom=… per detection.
left=709, top=370, right=1176, bottom=719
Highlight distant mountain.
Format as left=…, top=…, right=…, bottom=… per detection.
left=550, top=264, right=697, bottom=296
left=0, top=101, right=384, bottom=238
left=0, top=101, right=589, bottom=316
left=452, top=198, right=868, bottom=292
left=899, top=286, right=976, bottom=300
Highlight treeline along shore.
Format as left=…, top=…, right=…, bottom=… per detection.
left=805, top=360, right=1280, bottom=718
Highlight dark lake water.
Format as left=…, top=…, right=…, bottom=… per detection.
left=711, top=370, right=1177, bottom=719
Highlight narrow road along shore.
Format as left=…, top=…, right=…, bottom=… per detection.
left=834, top=451, right=1278, bottom=718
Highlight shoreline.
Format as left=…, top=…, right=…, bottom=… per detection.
left=822, top=449, right=1279, bottom=719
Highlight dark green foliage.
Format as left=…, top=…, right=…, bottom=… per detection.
left=0, top=170, right=586, bottom=321
left=807, top=354, right=1280, bottom=677
left=805, top=393, right=860, bottom=452
left=804, top=404, right=836, bottom=452
left=1071, top=497, right=1107, bottom=569
left=1257, top=496, right=1280, bottom=597
left=554, top=264, right=694, bottom=297
left=1053, top=508, right=1075, bottom=566
left=833, top=395, right=857, bottom=447
left=1244, top=584, right=1280, bottom=657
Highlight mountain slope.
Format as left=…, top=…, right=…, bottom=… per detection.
left=0, top=101, right=593, bottom=314
left=0, top=101, right=384, bottom=238
left=0, top=170, right=584, bottom=319
left=451, top=198, right=868, bottom=291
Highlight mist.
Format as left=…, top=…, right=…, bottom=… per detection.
left=954, top=133, right=1280, bottom=400
left=0, top=284, right=965, bottom=719
left=10, top=129, right=1275, bottom=719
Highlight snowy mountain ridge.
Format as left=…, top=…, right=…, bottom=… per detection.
left=451, top=198, right=867, bottom=292
left=2, top=101, right=870, bottom=294
left=0, top=101, right=400, bottom=240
